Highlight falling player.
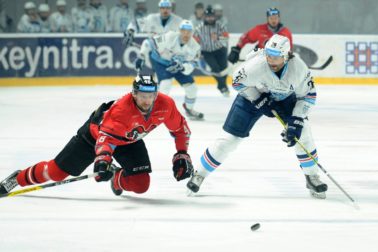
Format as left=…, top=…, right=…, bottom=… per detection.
left=135, top=20, right=204, bottom=120
left=187, top=34, right=328, bottom=199
left=0, top=75, right=193, bottom=196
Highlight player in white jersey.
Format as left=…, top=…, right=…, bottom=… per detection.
left=38, top=3, right=51, bottom=33
left=50, top=0, right=73, bottom=33
left=135, top=20, right=204, bottom=120
left=71, top=0, right=92, bottom=32
left=87, top=0, right=107, bottom=32
left=187, top=34, right=328, bottom=199
left=17, top=2, right=42, bottom=33
left=123, top=0, right=182, bottom=47
left=108, top=0, right=134, bottom=32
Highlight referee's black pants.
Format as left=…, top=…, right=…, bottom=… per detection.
left=202, top=47, right=228, bottom=92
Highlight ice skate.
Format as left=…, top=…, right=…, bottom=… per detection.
left=186, top=171, right=205, bottom=194
left=305, top=174, right=328, bottom=199
left=110, top=165, right=123, bottom=196
left=219, top=87, right=230, bottom=97
left=0, top=170, right=20, bottom=195
left=183, top=103, right=204, bottom=120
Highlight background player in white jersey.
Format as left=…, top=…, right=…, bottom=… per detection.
left=123, top=0, right=182, bottom=48
left=87, top=0, right=107, bottom=32
left=187, top=34, right=328, bottom=199
left=17, top=2, right=41, bottom=33
left=50, top=0, right=72, bottom=33
left=37, top=3, right=51, bottom=32
left=108, top=0, right=133, bottom=32
left=135, top=20, right=204, bottom=120
left=71, top=0, right=91, bottom=32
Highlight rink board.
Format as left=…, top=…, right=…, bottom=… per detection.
left=0, top=33, right=377, bottom=86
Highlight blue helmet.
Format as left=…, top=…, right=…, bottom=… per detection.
left=266, top=7, right=280, bottom=17
left=133, top=75, right=158, bottom=93
left=158, top=0, right=172, bottom=8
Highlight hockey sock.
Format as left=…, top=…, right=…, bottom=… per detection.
left=17, top=160, right=69, bottom=187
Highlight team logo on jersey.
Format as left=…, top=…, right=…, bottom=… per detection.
left=233, top=68, right=247, bottom=83
left=126, top=124, right=158, bottom=141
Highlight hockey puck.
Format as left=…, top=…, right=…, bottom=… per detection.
left=250, top=223, right=260, bottom=231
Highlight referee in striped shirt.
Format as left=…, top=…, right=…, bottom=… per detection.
left=193, top=5, right=230, bottom=96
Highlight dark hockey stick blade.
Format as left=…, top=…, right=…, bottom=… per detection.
left=308, top=56, right=333, bottom=70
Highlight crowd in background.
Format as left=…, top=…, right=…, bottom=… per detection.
left=0, top=0, right=227, bottom=33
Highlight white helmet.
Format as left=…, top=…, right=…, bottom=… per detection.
left=158, top=0, right=171, bottom=8
left=264, top=34, right=291, bottom=62
left=24, top=1, right=36, bottom=9
left=38, top=3, right=50, bottom=12
left=56, top=0, right=67, bottom=6
left=179, top=20, right=193, bottom=31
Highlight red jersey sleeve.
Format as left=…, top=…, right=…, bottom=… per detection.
left=164, top=99, right=191, bottom=152
left=237, top=26, right=259, bottom=48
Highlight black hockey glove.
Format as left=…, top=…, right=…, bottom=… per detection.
left=281, top=116, right=304, bottom=147
left=123, top=29, right=134, bottom=48
left=228, top=46, right=241, bottom=64
left=134, top=57, right=145, bottom=71
left=252, top=92, right=275, bottom=117
left=94, top=148, right=113, bottom=182
left=172, top=151, right=193, bottom=181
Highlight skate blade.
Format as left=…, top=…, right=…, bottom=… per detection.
left=186, top=189, right=195, bottom=197
left=309, top=190, right=326, bottom=199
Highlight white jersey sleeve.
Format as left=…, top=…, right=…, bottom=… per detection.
left=291, top=59, right=317, bottom=118
left=50, top=12, right=73, bottom=32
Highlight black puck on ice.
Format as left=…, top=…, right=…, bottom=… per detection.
left=250, top=223, right=260, bottom=231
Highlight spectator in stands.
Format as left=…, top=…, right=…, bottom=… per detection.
left=38, top=3, right=51, bottom=32
left=71, top=0, right=92, bottom=32
left=108, top=0, right=134, bottom=32
left=50, top=0, right=73, bottom=32
left=88, top=0, right=107, bottom=32
left=134, top=0, right=147, bottom=19
left=213, top=4, right=227, bottom=27
left=171, top=0, right=176, bottom=13
left=17, top=2, right=41, bottom=33
left=0, top=1, right=12, bottom=33
left=193, top=5, right=230, bottom=97
left=189, top=2, right=204, bottom=29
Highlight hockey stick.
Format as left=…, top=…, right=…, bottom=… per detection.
left=0, top=172, right=99, bottom=198
left=272, top=110, right=356, bottom=204
left=308, top=56, right=333, bottom=70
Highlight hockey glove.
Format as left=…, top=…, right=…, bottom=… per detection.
left=166, top=60, right=184, bottom=74
left=252, top=92, right=275, bottom=117
left=172, top=151, right=193, bottom=181
left=122, top=29, right=134, bottom=48
left=94, top=146, right=113, bottom=182
left=134, top=57, right=145, bottom=71
left=228, top=46, right=241, bottom=64
left=281, top=116, right=304, bottom=147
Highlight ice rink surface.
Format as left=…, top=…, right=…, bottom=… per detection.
left=0, top=84, right=377, bottom=252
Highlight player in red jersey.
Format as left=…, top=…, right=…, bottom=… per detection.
left=0, top=75, right=193, bottom=196
left=228, top=7, right=293, bottom=64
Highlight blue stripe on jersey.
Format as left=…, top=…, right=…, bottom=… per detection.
left=232, top=83, right=246, bottom=91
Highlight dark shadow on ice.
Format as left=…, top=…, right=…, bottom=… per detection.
left=121, top=195, right=232, bottom=208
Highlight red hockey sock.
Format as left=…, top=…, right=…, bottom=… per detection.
left=17, top=160, right=69, bottom=187
left=119, top=173, right=150, bottom=194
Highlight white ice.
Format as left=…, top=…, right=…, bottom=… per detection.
left=0, top=85, right=377, bottom=252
